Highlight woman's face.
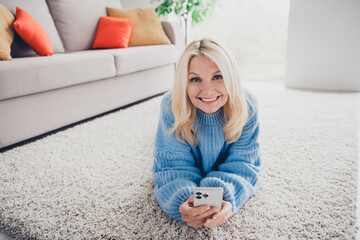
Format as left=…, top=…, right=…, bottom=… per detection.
left=186, top=55, right=229, bottom=115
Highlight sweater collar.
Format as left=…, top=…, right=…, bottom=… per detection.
left=196, top=107, right=225, bottom=126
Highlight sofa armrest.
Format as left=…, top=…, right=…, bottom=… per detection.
left=162, top=21, right=185, bottom=58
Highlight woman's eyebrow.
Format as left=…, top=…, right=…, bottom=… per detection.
left=212, top=70, right=221, bottom=74
left=188, top=72, right=199, bottom=76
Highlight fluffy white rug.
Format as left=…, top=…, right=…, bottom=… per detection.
left=0, top=85, right=359, bottom=239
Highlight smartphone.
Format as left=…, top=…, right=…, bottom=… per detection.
left=193, top=187, right=223, bottom=210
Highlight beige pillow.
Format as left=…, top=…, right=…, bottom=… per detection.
left=107, top=7, right=171, bottom=47
left=0, top=4, right=15, bottom=60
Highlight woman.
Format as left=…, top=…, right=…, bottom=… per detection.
left=152, top=38, right=261, bottom=228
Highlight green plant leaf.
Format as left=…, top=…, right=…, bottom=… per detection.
left=152, top=0, right=218, bottom=25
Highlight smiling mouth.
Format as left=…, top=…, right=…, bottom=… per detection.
left=198, top=96, right=220, bottom=102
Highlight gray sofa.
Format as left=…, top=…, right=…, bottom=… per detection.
left=0, top=0, right=184, bottom=149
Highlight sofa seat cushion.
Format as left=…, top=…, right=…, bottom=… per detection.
left=95, top=44, right=177, bottom=76
left=0, top=52, right=116, bottom=101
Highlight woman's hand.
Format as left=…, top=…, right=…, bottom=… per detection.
left=202, top=200, right=232, bottom=228
left=179, top=195, right=220, bottom=228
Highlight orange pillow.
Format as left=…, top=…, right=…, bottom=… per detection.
left=107, top=8, right=171, bottom=47
left=13, top=7, right=53, bottom=56
left=92, top=16, right=135, bottom=49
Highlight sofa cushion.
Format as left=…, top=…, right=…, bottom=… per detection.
left=0, top=52, right=116, bottom=101
left=107, top=7, right=171, bottom=47
left=47, top=0, right=122, bottom=52
left=92, top=16, right=135, bottom=49
left=0, top=4, right=15, bottom=60
left=13, top=7, right=53, bottom=56
left=0, top=0, right=65, bottom=57
left=94, top=44, right=177, bottom=76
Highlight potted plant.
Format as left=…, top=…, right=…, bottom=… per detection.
left=151, top=0, right=218, bottom=44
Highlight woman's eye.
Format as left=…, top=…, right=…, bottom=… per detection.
left=190, top=77, right=200, bottom=82
left=213, top=75, right=223, bottom=80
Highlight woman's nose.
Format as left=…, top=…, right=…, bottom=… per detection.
left=201, top=80, right=214, bottom=93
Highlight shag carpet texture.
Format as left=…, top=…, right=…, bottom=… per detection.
left=0, top=86, right=359, bottom=239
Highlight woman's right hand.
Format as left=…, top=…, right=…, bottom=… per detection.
left=179, top=195, right=220, bottom=228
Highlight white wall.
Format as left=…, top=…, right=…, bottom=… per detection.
left=192, top=0, right=290, bottom=82
left=120, top=0, right=153, bottom=9
left=285, top=0, right=360, bottom=91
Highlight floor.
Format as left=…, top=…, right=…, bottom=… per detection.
left=0, top=81, right=359, bottom=239
left=0, top=233, right=11, bottom=240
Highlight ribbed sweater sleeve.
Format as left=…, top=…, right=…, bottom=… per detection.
left=199, top=93, right=261, bottom=214
left=152, top=92, right=202, bottom=221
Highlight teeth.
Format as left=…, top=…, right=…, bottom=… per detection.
left=200, top=97, right=218, bottom=102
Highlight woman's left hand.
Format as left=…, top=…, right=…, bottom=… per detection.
left=202, top=200, right=232, bottom=228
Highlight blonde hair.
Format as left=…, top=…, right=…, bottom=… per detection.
left=170, top=38, right=249, bottom=146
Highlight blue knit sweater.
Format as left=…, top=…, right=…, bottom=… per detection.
left=152, top=91, right=261, bottom=221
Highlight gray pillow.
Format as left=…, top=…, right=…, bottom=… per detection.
left=47, top=0, right=122, bottom=52
left=1, top=0, right=65, bottom=57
